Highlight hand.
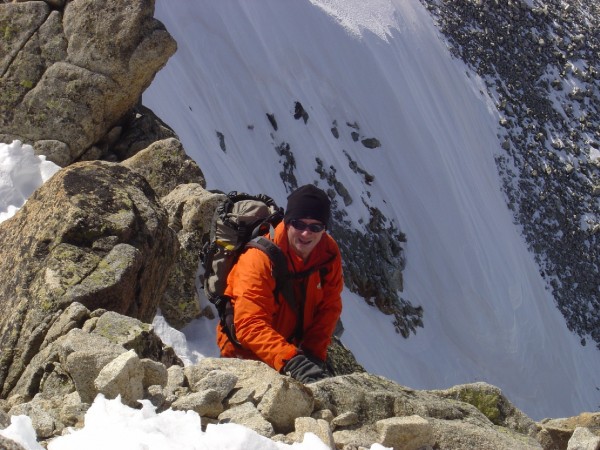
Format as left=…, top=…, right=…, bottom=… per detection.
left=282, top=354, right=326, bottom=383
left=303, top=351, right=327, bottom=371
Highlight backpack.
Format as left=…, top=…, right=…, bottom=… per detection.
left=200, top=190, right=341, bottom=348
left=200, top=191, right=292, bottom=345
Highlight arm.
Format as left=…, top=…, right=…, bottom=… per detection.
left=300, top=251, right=343, bottom=361
left=230, top=249, right=298, bottom=371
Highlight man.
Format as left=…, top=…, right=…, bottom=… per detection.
left=217, top=184, right=343, bottom=383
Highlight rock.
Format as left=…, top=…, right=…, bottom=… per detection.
left=361, top=137, right=381, bottom=149
left=257, top=377, right=314, bottom=434
left=0, top=161, right=177, bottom=397
left=294, top=417, right=335, bottom=449
left=567, top=427, right=600, bottom=450
left=122, top=138, right=205, bottom=198
left=62, top=331, right=126, bottom=404
left=376, top=415, right=433, bottom=450
left=91, top=312, right=181, bottom=367
left=141, top=359, right=168, bottom=389
left=40, top=302, right=91, bottom=350
left=58, top=392, right=88, bottom=428
left=191, top=370, right=238, bottom=402
left=185, top=358, right=314, bottom=433
left=428, top=417, right=542, bottom=450
left=185, top=358, right=277, bottom=404
left=431, top=382, right=537, bottom=435
left=166, top=365, right=186, bottom=393
left=11, top=328, right=124, bottom=404
left=111, top=105, right=179, bottom=161
left=0, top=435, right=27, bottom=450
left=218, top=402, right=275, bottom=438
left=0, top=0, right=176, bottom=161
left=8, top=401, right=56, bottom=440
left=326, top=336, right=365, bottom=376
left=94, top=350, right=144, bottom=408
left=332, top=411, right=359, bottom=428
left=0, top=409, right=9, bottom=428
left=538, top=412, right=600, bottom=450
left=159, top=186, right=226, bottom=328
left=171, top=389, right=224, bottom=419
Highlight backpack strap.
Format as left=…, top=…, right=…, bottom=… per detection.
left=226, top=238, right=337, bottom=347
left=246, top=236, right=298, bottom=313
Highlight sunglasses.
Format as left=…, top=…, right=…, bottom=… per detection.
left=289, top=219, right=326, bottom=233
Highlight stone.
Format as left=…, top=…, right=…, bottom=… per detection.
left=567, top=427, right=600, bottom=450
left=110, top=105, right=178, bottom=161
left=141, top=359, right=168, bottom=388
left=122, top=138, right=205, bottom=198
left=0, top=161, right=177, bottom=398
left=191, top=370, right=238, bottom=402
left=171, top=389, right=224, bottom=419
left=159, top=186, right=226, bottom=329
left=40, top=302, right=91, bottom=350
left=294, top=417, right=335, bottom=449
left=218, top=402, right=275, bottom=438
left=0, top=409, right=9, bottom=428
left=0, top=435, right=27, bottom=450
left=431, top=382, right=537, bottom=435
left=94, top=350, right=144, bottom=408
left=332, top=411, right=359, bottom=428
left=58, top=391, right=88, bottom=428
left=166, top=365, right=186, bottom=393
left=91, top=312, right=181, bottom=367
left=12, top=329, right=124, bottom=403
left=185, top=357, right=279, bottom=404
left=376, top=415, right=433, bottom=450
left=257, top=377, right=314, bottom=434
left=8, top=401, right=56, bottom=439
left=1, top=0, right=176, bottom=160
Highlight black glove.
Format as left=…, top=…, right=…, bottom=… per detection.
left=282, top=354, right=326, bottom=383
left=303, top=351, right=328, bottom=372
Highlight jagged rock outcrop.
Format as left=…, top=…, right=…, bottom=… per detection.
left=1, top=305, right=594, bottom=450
left=0, top=303, right=181, bottom=440
left=122, top=137, right=206, bottom=198
left=158, top=184, right=225, bottom=328
left=0, top=0, right=176, bottom=165
left=0, top=160, right=178, bottom=398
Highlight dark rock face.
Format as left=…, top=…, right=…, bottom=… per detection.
left=420, top=0, right=600, bottom=347
left=0, top=161, right=178, bottom=397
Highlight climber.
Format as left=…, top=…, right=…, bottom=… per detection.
left=217, top=184, right=344, bottom=383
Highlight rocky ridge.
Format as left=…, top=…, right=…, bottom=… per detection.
left=0, top=0, right=599, bottom=449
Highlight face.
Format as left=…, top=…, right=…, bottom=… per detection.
left=286, top=218, right=326, bottom=260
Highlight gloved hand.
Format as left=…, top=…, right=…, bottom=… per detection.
left=303, top=351, right=327, bottom=371
left=282, top=354, right=326, bottom=383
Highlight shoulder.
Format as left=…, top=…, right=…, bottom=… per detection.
left=312, top=232, right=341, bottom=267
left=321, top=232, right=341, bottom=256
left=234, top=246, right=272, bottom=276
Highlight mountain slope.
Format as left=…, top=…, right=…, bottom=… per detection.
left=144, top=0, right=600, bottom=420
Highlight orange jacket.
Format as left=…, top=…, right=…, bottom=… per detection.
left=217, top=221, right=343, bottom=372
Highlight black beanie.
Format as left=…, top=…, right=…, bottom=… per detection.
left=284, top=184, right=331, bottom=226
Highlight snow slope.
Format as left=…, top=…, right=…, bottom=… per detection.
left=144, top=0, right=600, bottom=420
